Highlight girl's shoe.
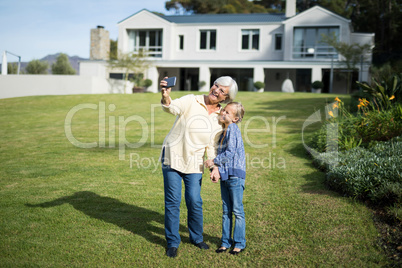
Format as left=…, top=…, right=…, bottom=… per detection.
left=229, top=248, right=245, bottom=255
left=215, top=247, right=228, bottom=253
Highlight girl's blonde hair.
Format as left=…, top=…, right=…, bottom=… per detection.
left=226, top=102, right=245, bottom=123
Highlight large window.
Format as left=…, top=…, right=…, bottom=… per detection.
left=200, top=30, right=216, bottom=50
left=242, top=29, right=259, bottom=50
left=293, top=27, right=339, bottom=59
left=128, top=29, right=163, bottom=57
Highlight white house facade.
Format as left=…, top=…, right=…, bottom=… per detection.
left=80, top=0, right=374, bottom=94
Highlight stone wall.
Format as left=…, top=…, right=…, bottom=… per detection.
left=90, top=26, right=110, bottom=61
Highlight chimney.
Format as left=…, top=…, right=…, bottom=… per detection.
left=286, top=0, right=296, bottom=18
left=90, top=26, right=110, bottom=60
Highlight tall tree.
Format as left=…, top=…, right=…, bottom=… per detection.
left=165, top=0, right=401, bottom=67
left=52, top=54, right=76, bottom=75
left=25, top=60, right=49, bottom=74
left=351, top=0, right=402, bottom=67
left=7, top=63, right=18, bottom=74
left=253, top=0, right=285, bottom=12
left=110, top=39, right=118, bottom=60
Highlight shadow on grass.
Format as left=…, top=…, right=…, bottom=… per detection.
left=245, top=97, right=331, bottom=132
left=286, top=138, right=349, bottom=201
left=26, top=191, right=219, bottom=249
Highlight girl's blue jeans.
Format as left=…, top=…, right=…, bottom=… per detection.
left=220, top=176, right=246, bottom=249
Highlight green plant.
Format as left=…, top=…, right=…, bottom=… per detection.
left=253, top=81, right=265, bottom=90
left=314, top=136, right=402, bottom=207
left=355, top=104, right=402, bottom=143
left=143, top=78, right=152, bottom=88
left=356, top=74, right=402, bottom=111
left=312, top=80, right=324, bottom=89
left=7, top=63, right=18, bottom=74
left=198, top=81, right=206, bottom=88
left=51, top=53, right=76, bottom=75
left=25, top=59, right=49, bottom=74
left=310, top=96, right=402, bottom=153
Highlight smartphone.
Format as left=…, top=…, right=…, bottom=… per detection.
left=164, top=77, right=177, bottom=88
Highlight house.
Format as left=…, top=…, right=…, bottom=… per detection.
left=80, top=0, right=375, bottom=94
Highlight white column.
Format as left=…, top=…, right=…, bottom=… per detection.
left=253, top=66, right=265, bottom=91
left=199, top=65, right=210, bottom=92
left=360, top=64, right=370, bottom=82
left=2, top=52, right=7, bottom=75
left=146, top=66, right=159, bottom=93
left=311, top=66, right=322, bottom=83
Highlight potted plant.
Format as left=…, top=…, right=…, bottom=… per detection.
left=143, top=79, right=152, bottom=88
left=254, top=81, right=265, bottom=92
left=198, top=80, right=206, bottom=89
left=132, top=75, right=152, bottom=93
left=312, top=80, right=324, bottom=93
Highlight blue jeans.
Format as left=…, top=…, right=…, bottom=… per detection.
left=162, top=163, right=204, bottom=248
left=220, top=177, right=246, bottom=249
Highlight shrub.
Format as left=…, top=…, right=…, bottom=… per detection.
left=355, top=104, right=402, bottom=143
left=143, top=79, right=152, bottom=88
left=25, top=59, right=49, bottom=74
left=313, top=136, right=402, bottom=207
left=312, top=80, right=324, bottom=89
left=254, top=81, right=265, bottom=89
left=51, top=53, right=76, bottom=75
left=309, top=98, right=402, bottom=152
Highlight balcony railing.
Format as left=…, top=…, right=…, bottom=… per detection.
left=292, top=45, right=338, bottom=60
left=134, top=46, right=163, bottom=58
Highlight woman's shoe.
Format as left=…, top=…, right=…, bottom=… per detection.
left=229, top=248, right=245, bottom=255
left=215, top=247, right=228, bottom=253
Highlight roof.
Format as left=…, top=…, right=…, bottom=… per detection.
left=159, top=13, right=287, bottom=24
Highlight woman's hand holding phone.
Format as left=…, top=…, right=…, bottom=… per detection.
left=160, top=77, right=171, bottom=105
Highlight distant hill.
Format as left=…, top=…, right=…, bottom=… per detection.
left=1, top=53, right=88, bottom=74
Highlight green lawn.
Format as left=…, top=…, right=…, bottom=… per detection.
left=0, top=92, right=389, bottom=266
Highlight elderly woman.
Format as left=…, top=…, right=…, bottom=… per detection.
left=160, top=76, right=238, bottom=258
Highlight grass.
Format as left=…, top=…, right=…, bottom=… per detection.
left=0, top=92, right=390, bottom=267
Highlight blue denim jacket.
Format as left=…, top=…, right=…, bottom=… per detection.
left=214, top=123, right=246, bottom=181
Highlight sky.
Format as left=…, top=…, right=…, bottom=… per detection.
left=0, top=0, right=174, bottom=62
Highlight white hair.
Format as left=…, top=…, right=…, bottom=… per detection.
left=215, top=76, right=238, bottom=103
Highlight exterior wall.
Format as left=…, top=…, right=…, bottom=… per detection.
left=351, top=33, right=375, bottom=62
left=0, top=75, right=131, bottom=99
left=169, top=23, right=284, bottom=61
left=283, top=7, right=351, bottom=61
left=117, top=10, right=285, bottom=62
left=87, top=7, right=374, bottom=95
left=117, top=11, right=171, bottom=57
left=80, top=60, right=109, bottom=78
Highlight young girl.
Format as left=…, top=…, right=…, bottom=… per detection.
left=205, top=102, right=246, bottom=255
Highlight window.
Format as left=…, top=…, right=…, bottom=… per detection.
left=128, top=29, right=163, bottom=57
left=275, top=34, right=282, bottom=50
left=179, top=35, right=184, bottom=50
left=241, top=29, right=259, bottom=50
left=293, top=27, right=339, bottom=59
left=200, top=30, right=216, bottom=50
